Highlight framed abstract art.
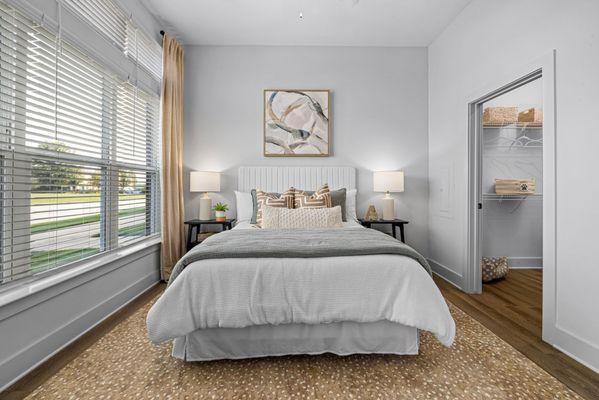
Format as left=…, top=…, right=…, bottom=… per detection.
left=263, top=89, right=330, bottom=157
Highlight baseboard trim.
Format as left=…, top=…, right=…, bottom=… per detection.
left=552, top=341, right=599, bottom=374
left=0, top=271, right=159, bottom=392
left=508, top=257, right=543, bottom=269
left=428, top=258, right=462, bottom=289
left=545, top=325, right=599, bottom=374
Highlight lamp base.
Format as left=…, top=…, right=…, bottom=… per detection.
left=382, top=193, right=395, bottom=220
left=199, top=194, right=212, bottom=220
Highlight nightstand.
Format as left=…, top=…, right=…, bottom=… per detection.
left=184, top=219, right=236, bottom=251
left=357, top=218, right=409, bottom=243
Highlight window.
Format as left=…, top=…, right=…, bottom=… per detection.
left=0, top=1, right=161, bottom=286
left=64, top=0, right=163, bottom=80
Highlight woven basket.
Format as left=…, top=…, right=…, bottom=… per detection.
left=481, top=257, right=509, bottom=282
left=482, top=107, right=518, bottom=125
left=518, top=107, right=543, bottom=123
left=495, top=178, right=536, bottom=195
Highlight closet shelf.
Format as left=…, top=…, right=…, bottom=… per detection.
left=483, top=122, right=542, bottom=129
left=484, top=134, right=543, bottom=149
left=483, top=193, right=543, bottom=201
left=484, top=145, right=543, bottom=149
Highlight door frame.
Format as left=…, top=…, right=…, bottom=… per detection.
left=466, top=51, right=556, bottom=341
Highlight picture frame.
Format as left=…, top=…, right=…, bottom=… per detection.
left=263, top=89, right=330, bottom=157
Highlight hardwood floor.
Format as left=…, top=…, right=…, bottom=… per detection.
left=435, top=269, right=599, bottom=400
left=3, top=272, right=598, bottom=399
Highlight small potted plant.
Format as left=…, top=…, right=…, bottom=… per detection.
left=213, top=202, right=229, bottom=222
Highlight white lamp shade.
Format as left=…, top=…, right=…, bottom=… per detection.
left=190, top=171, right=221, bottom=192
left=373, top=171, right=404, bottom=193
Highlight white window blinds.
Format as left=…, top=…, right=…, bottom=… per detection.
left=0, top=1, right=161, bottom=286
left=62, top=0, right=127, bottom=51
left=63, top=0, right=163, bottom=80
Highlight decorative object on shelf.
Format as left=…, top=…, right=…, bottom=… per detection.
left=190, top=171, right=221, bottom=220
left=495, top=178, right=535, bottom=195
left=264, top=89, right=330, bottom=157
left=482, top=107, right=518, bottom=125
left=481, top=256, right=509, bottom=282
left=518, top=107, right=543, bottom=123
left=213, top=202, right=229, bottom=222
left=364, top=205, right=378, bottom=221
left=373, top=170, right=404, bottom=220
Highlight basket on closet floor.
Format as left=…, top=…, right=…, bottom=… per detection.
left=481, top=257, right=509, bottom=282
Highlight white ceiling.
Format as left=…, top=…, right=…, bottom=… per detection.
left=143, top=0, right=473, bottom=47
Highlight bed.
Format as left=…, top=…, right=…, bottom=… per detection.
left=147, top=166, right=455, bottom=361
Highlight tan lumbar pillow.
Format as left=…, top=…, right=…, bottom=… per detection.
left=255, top=188, right=295, bottom=227
left=294, top=183, right=332, bottom=208
left=262, top=205, right=343, bottom=229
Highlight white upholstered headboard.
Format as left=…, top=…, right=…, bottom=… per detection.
left=238, top=166, right=356, bottom=192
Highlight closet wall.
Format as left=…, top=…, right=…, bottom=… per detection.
left=482, top=80, right=543, bottom=268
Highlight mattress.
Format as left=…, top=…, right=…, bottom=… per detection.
left=172, top=320, right=419, bottom=361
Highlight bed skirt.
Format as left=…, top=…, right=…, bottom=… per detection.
left=172, top=321, right=419, bottom=361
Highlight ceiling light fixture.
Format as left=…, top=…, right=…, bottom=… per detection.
left=299, top=11, right=303, bottom=20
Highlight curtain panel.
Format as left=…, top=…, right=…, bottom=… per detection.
left=160, top=33, right=185, bottom=280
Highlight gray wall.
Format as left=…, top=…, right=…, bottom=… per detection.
left=0, top=244, right=160, bottom=390
left=183, top=46, right=430, bottom=254
left=428, top=0, right=599, bottom=371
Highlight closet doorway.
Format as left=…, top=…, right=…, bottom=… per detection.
left=466, top=53, right=556, bottom=345
left=480, top=78, right=543, bottom=270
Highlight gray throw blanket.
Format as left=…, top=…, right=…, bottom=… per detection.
left=168, top=228, right=431, bottom=285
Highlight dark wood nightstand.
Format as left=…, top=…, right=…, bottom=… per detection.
left=357, top=218, right=409, bottom=243
left=184, top=219, right=236, bottom=251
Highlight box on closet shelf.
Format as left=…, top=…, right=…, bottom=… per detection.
left=482, top=107, right=518, bottom=125
left=494, top=178, right=536, bottom=195
left=518, top=107, right=543, bottom=124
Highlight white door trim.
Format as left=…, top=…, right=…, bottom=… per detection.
left=465, top=51, right=557, bottom=343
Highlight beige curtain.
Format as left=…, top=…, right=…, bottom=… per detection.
left=160, top=33, right=185, bottom=280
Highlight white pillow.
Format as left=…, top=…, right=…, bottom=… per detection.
left=262, top=205, right=343, bottom=229
left=345, top=189, right=357, bottom=221
left=234, top=191, right=253, bottom=223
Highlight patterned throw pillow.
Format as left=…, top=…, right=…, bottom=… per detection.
left=300, top=188, right=347, bottom=221
left=295, top=184, right=332, bottom=209
left=262, top=205, right=343, bottom=229
left=481, top=257, right=509, bottom=282
left=255, top=188, right=295, bottom=227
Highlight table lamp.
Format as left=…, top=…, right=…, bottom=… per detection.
left=190, top=171, right=221, bottom=220
left=373, top=171, right=404, bottom=220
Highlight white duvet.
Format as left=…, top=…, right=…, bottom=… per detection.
left=147, top=229, right=455, bottom=347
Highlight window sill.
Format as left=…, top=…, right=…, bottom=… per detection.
left=0, top=236, right=161, bottom=309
